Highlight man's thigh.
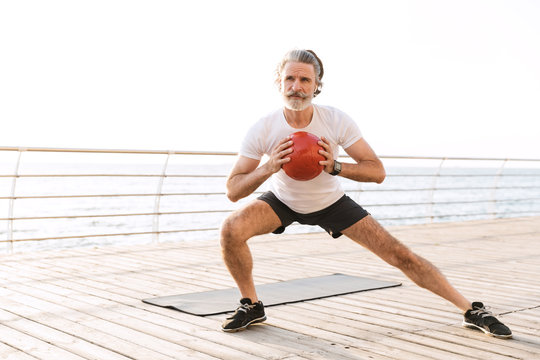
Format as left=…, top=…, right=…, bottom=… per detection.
left=222, top=199, right=283, bottom=241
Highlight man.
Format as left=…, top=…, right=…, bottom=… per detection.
left=219, top=49, right=512, bottom=338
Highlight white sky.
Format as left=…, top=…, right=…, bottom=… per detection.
left=1, top=0, right=539, bottom=159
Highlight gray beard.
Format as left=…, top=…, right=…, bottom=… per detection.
left=283, top=96, right=312, bottom=111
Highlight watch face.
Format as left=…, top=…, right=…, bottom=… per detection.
left=331, top=160, right=341, bottom=175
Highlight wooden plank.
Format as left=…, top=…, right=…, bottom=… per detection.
left=264, top=311, right=438, bottom=360
left=0, top=290, right=203, bottom=360
left=0, top=309, right=131, bottom=360
left=418, top=327, right=540, bottom=359
left=1, top=285, right=258, bottom=360
left=0, top=324, right=86, bottom=360
left=0, top=342, right=40, bottom=360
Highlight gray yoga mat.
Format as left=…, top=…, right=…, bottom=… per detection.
left=142, top=273, right=401, bottom=316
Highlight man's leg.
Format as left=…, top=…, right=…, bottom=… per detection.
left=220, top=199, right=283, bottom=303
left=341, top=215, right=471, bottom=311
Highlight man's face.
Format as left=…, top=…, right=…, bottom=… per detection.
left=280, top=61, right=318, bottom=111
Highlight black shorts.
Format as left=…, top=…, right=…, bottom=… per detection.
left=257, top=191, right=369, bottom=238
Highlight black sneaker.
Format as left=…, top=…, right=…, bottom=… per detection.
left=221, top=298, right=267, bottom=332
left=463, top=302, right=512, bottom=339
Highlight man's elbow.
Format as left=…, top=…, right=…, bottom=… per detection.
left=226, top=190, right=240, bottom=203
left=375, top=168, right=386, bottom=184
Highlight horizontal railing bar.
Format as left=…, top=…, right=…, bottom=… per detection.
left=365, top=198, right=540, bottom=208
left=0, top=146, right=238, bottom=156
left=1, top=228, right=220, bottom=243
left=2, top=146, right=540, bottom=162
left=3, top=186, right=540, bottom=201
left=7, top=208, right=540, bottom=243
left=376, top=212, right=496, bottom=221
left=1, top=173, right=539, bottom=179
left=385, top=174, right=540, bottom=177
left=344, top=186, right=540, bottom=193
left=0, top=209, right=233, bottom=221
left=0, top=174, right=228, bottom=178
left=378, top=155, right=540, bottom=162
left=377, top=210, right=540, bottom=222
left=0, top=192, right=229, bottom=200
left=494, top=198, right=540, bottom=203
left=3, top=197, right=539, bottom=222
left=0, top=191, right=267, bottom=200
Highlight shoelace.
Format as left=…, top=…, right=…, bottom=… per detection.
left=470, top=306, right=493, bottom=318
left=236, top=302, right=255, bottom=313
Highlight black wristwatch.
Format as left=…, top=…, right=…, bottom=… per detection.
left=330, top=160, right=342, bottom=176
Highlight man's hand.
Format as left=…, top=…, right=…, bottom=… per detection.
left=225, top=136, right=294, bottom=202
left=317, top=136, right=335, bottom=173
left=265, top=136, right=293, bottom=174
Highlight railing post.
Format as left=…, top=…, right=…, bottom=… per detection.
left=429, top=157, right=446, bottom=223
left=7, top=149, right=25, bottom=253
left=152, top=151, right=172, bottom=243
left=490, top=159, right=508, bottom=219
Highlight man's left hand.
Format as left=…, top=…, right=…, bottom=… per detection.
left=318, top=136, right=335, bottom=173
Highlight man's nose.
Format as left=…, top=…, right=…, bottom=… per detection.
left=292, top=80, right=302, bottom=91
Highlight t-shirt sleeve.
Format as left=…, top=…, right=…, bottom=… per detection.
left=239, top=121, right=265, bottom=160
left=337, top=111, right=363, bottom=149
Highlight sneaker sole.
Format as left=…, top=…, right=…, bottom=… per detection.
left=221, top=315, right=267, bottom=333
left=462, top=320, right=512, bottom=339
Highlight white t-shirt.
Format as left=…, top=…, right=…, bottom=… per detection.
left=240, top=104, right=363, bottom=213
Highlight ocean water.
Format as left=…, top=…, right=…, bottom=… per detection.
left=1, top=154, right=539, bottom=253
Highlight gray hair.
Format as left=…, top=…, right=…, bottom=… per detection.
left=275, top=49, right=324, bottom=97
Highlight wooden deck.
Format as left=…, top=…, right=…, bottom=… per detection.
left=1, top=216, right=539, bottom=359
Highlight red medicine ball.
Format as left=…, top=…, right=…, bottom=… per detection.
left=282, top=131, right=325, bottom=181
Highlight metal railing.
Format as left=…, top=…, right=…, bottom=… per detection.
left=1, top=146, right=539, bottom=253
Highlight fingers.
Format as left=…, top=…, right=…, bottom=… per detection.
left=318, top=136, right=330, bottom=147
left=267, top=137, right=293, bottom=173
left=318, top=136, right=334, bottom=172
left=277, top=146, right=292, bottom=164
left=276, top=137, right=293, bottom=161
left=277, top=136, right=293, bottom=153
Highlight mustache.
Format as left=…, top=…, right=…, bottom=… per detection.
left=285, top=90, right=309, bottom=99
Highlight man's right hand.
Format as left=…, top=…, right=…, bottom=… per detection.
left=265, top=136, right=293, bottom=174
left=226, top=137, right=293, bottom=202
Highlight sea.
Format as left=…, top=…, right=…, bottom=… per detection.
left=1, top=152, right=539, bottom=253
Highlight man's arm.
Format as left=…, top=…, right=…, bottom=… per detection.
left=319, top=137, right=386, bottom=184
left=226, top=137, right=293, bottom=202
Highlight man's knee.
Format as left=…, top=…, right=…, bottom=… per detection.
left=221, top=200, right=281, bottom=247
left=220, top=214, right=243, bottom=249
left=220, top=206, right=260, bottom=249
